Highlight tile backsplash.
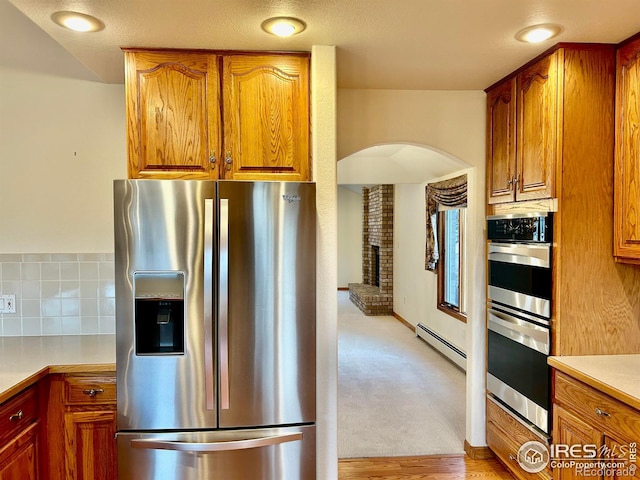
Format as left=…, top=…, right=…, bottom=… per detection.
left=0, top=253, right=115, bottom=336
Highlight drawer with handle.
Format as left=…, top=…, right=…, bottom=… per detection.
left=0, top=385, right=38, bottom=446
left=554, top=371, right=640, bottom=442
left=64, top=374, right=116, bottom=405
left=486, top=396, right=552, bottom=480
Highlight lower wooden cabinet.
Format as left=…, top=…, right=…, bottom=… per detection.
left=43, top=372, right=117, bottom=480
left=0, top=386, right=40, bottom=480
left=553, top=404, right=603, bottom=480
left=486, top=395, right=552, bottom=480
left=552, top=370, right=640, bottom=480
left=64, top=410, right=117, bottom=480
left=0, top=422, right=39, bottom=480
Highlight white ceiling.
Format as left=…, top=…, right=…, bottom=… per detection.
left=5, top=0, right=640, bottom=89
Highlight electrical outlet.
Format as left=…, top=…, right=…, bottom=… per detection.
left=0, top=294, right=16, bottom=314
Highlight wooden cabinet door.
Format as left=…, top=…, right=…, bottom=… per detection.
left=0, top=422, right=39, bottom=480
left=222, top=54, right=310, bottom=181
left=553, top=404, right=603, bottom=480
left=125, top=50, right=220, bottom=179
left=64, top=410, right=117, bottom=480
left=486, top=77, right=517, bottom=204
left=614, top=37, right=640, bottom=264
left=516, top=51, right=559, bottom=201
left=604, top=435, right=640, bottom=480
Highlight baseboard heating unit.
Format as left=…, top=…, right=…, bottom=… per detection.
left=416, top=323, right=466, bottom=371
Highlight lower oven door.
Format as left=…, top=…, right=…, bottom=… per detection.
left=487, top=307, right=551, bottom=434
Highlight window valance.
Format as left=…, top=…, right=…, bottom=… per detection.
left=425, top=174, right=467, bottom=271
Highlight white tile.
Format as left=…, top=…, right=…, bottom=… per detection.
left=99, top=262, right=115, bottom=280
left=21, top=263, right=41, bottom=281
left=60, top=280, right=80, bottom=298
left=100, top=316, right=116, bottom=334
left=62, top=298, right=81, bottom=316
left=22, top=281, right=41, bottom=299
left=52, top=253, right=77, bottom=262
left=81, top=316, right=100, bottom=334
left=79, top=263, right=99, bottom=280
left=99, top=280, right=115, bottom=298
left=22, top=299, right=40, bottom=317
left=22, top=317, right=42, bottom=336
left=62, top=316, right=82, bottom=335
left=41, top=263, right=60, bottom=280
left=1, top=281, right=20, bottom=295
left=81, top=299, right=99, bottom=316
left=23, top=253, right=50, bottom=262
left=99, top=298, right=115, bottom=316
left=42, top=317, right=62, bottom=335
left=60, top=263, right=80, bottom=280
left=41, top=281, right=60, bottom=299
left=41, top=298, right=61, bottom=317
left=1, top=317, right=22, bottom=336
left=2, top=263, right=21, bottom=281
left=80, top=280, right=99, bottom=299
left=0, top=252, right=118, bottom=337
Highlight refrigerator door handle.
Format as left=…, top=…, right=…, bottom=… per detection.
left=219, top=198, right=230, bottom=410
left=204, top=199, right=215, bottom=410
left=130, top=432, right=303, bottom=452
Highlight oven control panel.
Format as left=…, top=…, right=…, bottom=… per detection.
left=487, top=213, right=553, bottom=243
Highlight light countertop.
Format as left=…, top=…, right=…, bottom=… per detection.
left=549, top=354, right=640, bottom=411
left=0, top=335, right=115, bottom=403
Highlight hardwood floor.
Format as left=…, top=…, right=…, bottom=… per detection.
left=338, top=455, right=514, bottom=479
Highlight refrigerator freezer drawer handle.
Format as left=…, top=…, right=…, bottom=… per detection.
left=204, top=199, right=215, bottom=410
left=130, top=432, right=303, bottom=452
left=219, top=198, right=230, bottom=410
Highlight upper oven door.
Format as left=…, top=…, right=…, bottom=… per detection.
left=487, top=242, right=552, bottom=319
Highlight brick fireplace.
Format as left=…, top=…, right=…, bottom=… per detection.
left=349, top=184, right=393, bottom=315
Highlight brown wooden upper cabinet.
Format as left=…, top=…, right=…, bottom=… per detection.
left=614, top=35, right=640, bottom=265
left=124, top=49, right=311, bottom=181
left=486, top=51, right=558, bottom=204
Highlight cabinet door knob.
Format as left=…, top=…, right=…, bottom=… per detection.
left=82, top=388, right=104, bottom=398
left=225, top=152, right=232, bottom=165
left=595, top=407, right=611, bottom=417
left=9, top=410, right=24, bottom=422
left=209, top=151, right=216, bottom=164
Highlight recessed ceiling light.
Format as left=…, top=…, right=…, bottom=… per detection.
left=515, top=24, right=563, bottom=43
left=261, top=17, right=306, bottom=37
left=51, top=11, right=104, bottom=32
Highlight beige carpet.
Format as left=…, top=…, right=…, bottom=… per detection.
left=338, top=291, right=466, bottom=458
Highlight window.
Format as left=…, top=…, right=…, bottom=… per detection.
left=437, top=207, right=466, bottom=322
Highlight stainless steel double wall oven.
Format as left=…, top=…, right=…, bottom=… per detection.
left=486, top=212, right=553, bottom=435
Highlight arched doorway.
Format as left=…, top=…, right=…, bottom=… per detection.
left=336, top=143, right=474, bottom=457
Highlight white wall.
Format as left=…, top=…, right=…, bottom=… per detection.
left=338, top=89, right=486, bottom=164
left=337, top=88, right=486, bottom=448
left=0, top=0, right=126, bottom=253
left=0, top=70, right=126, bottom=253
left=337, top=187, right=363, bottom=287
left=311, top=45, right=338, bottom=480
left=393, top=181, right=464, bottom=345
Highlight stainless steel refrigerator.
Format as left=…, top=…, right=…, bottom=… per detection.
left=113, top=179, right=316, bottom=480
